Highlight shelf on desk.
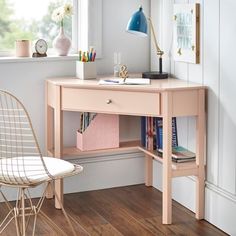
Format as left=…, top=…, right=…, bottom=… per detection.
left=139, top=147, right=198, bottom=176
left=47, top=140, right=198, bottom=176
left=47, top=140, right=141, bottom=159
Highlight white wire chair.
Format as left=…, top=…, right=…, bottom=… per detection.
left=0, top=90, right=83, bottom=236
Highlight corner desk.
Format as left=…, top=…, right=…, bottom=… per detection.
left=45, top=76, right=206, bottom=224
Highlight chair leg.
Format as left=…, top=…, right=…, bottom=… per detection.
left=0, top=187, right=19, bottom=235
left=13, top=188, right=27, bottom=236
left=0, top=183, right=77, bottom=236
left=0, top=186, right=43, bottom=236
left=24, top=189, right=36, bottom=236
left=14, top=207, right=21, bottom=236
left=21, top=188, right=26, bottom=236
left=39, top=211, right=68, bottom=236
left=32, top=210, right=37, bottom=236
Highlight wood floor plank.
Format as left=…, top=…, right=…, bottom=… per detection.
left=64, top=194, right=109, bottom=228
left=97, top=185, right=163, bottom=219
left=0, top=185, right=228, bottom=236
left=140, top=216, right=188, bottom=236
left=41, top=198, right=89, bottom=236
left=77, top=191, right=159, bottom=236
left=87, top=224, right=123, bottom=236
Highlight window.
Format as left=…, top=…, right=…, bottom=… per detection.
left=0, top=0, right=76, bottom=55
left=0, top=0, right=102, bottom=58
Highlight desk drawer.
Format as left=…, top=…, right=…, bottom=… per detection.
left=62, top=88, right=160, bottom=116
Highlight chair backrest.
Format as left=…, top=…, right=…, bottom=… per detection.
left=0, top=90, right=51, bottom=186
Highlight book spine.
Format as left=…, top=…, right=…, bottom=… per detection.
left=149, top=117, right=154, bottom=150
left=153, top=118, right=157, bottom=150
left=172, top=117, right=178, bottom=147
left=141, top=116, right=146, bottom=147
left=145, top=117, right=148, bottom=148
left=156, top=117, right=178, bottom=149
left=156, top=117, right=163, bottom=149
left=146, top=117, right=154, bottom=149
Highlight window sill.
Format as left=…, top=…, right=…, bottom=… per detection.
left=0, top=54, right=78, bottom=64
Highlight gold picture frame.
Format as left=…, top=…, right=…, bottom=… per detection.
left=173, top=3, right=200, bottom=64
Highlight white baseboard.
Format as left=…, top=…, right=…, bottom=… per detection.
left=0, top=151, right=145, bottom=202
left=64, top=151, right=145, bottom=193
left=205, top=184, right=236, bottom=236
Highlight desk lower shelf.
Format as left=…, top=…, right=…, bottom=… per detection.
left=47, top=140, right=199, bottom=177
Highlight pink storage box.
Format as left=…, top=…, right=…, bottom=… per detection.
left=77, top=114, right=119, bottom=151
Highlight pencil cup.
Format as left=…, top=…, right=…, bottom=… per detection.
left=15, top=40, right=31, bottom=57
left=76, top=61, right=97, bottom=79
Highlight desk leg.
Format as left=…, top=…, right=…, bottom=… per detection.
left=54, top=86, right=63, bottom=209
left=162, top=92, right=173, bottom=224
left=45, top=82, right=54, bottom=199
left=196, top=89, right=205, bottom=219
left=46, top=105, right=54, bottom=199
left=145, top=155, right=153, bottom=186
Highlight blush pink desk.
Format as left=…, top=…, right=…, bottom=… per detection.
left=45, top=76, right=206, bottom=224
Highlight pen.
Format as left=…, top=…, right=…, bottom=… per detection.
left=78, top=48, right=96, bottom=62
left=89, top=52, right=93, bottom=61
left=78, top=50, right=82, bottom=61
left=89, top=47, right=94, bottom=61
left=82, top=52, right=86, bottom=62
left=104, top=79, right=120, bottom=83
left=92, top=51, right=96, bottom=61
left=87, top=51, right=89, bottom=62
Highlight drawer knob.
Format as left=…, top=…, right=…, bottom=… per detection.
left=106, top=99, right=112, bottom=104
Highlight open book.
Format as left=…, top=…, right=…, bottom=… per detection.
left=99, top=78, right=150, bottom=85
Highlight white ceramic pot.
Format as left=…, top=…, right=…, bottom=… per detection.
left=53, top=27, right=71, bottom=56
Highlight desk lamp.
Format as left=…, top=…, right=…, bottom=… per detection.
left=126, top=6, right=168, bottom=79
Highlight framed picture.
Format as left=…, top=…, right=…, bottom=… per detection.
left=173, top=3, right=200, bottom=64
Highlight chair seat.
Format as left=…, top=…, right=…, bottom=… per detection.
left=0, top=156, right=83, bottom=185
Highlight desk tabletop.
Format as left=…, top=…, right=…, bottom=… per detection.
left=46, top=75, right=206, bottom=92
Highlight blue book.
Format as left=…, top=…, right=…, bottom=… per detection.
left=141, top=116, right=146, bottom=147
left=156, top=117, right=178, bottom=149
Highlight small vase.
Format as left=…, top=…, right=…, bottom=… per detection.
left=53, top=26, right=71, bottom=56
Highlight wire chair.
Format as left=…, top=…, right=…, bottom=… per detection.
left=0, top=90, right=83, bottom=236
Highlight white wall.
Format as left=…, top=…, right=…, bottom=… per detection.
left=97, top=0, right=150, bottom=74
left=0, top=0, right=149, bottom=199
left=151, top=0, right=236, bottom=235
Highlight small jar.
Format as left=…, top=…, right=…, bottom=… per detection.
left=114, top=64, right=121, bottom=77
left=114, top=52, right=122, bottom=77
left=15, top=40, right=31, bottom=57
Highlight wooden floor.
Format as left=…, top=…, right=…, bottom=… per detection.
left=0, top=185, right=228, bottom=236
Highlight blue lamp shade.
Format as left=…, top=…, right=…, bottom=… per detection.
left=126, top=6, right=148, bottom=37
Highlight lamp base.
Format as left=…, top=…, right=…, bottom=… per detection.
left=142, top=71, right=168, bottom=79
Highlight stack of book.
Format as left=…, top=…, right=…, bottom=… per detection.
left=156, top=146, right=196, bottom=163
left=141, top=117, right=196, bottom=163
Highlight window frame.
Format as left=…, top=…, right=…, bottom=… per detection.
left=71, top=0, right=79, bottom=54
left=77, top=0, right=102, bottom=58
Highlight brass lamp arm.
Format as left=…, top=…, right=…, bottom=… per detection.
left=148, top=17, right=164, bottom=56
